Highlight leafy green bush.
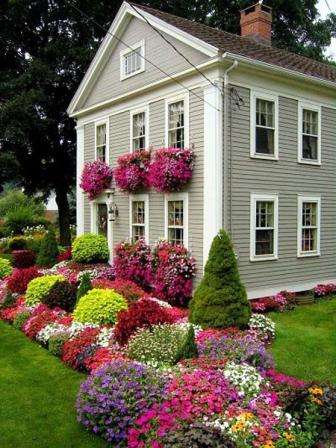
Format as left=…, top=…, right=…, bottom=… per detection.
left=13, top=311, right=31, bottom=330
left=189, top=229, right=251, bottom=328
left=49, top=333, right=70, bottom=356
left=73, top=288, right=127, bottom=325
left=0, top=189, right=45, bottom=218
left=25, top=274, right=65, bottom=306
left=76, top=273, right=92, bottom=302
left=0, top=258, right=13, bottom=279
left=174, top=325, right=198, bottom=363
left=0, top=291, right=16, bottom=309
left=8, top=236, right=28, bottom=251
left=72, top=234, right=109, bottom=264
left=36, top=230, right=59, bottom=267
left=41, top=280, right=77, bottom=312
left=4, top=208, right=38, bottom=235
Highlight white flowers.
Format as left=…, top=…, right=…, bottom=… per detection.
left=36, top=323, right=68, bottom=344
left=97, top=327, right=115, bottom=347
left=68, top=321, right=99, bottom=339
left=223, top=362, right=265, bottom=398
left=249, top=313, right=276, bottom=341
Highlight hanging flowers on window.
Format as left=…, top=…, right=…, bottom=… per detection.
left=148, top=147, right=195, bottom=192
left=114, top=150, right=150, bottom=193
left=80, top=160, right=113, bottom=200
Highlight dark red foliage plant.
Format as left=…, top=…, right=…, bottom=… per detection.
left=12, top=250, right=36, bottom=268
left=57, top=247, right=72, bottom=262
left=114, top=297, right=175, bottom=345
left=22, top=305, right=65, bottom=340
left=61, top=327, right=100, bottom=370
left=92, top=278, right=145, bottom=302
left=7, top=267, right=41, bottom=294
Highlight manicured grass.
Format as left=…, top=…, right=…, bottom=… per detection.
left=270, top=298, right=336, bottom=384
left=0, top=321, right=108, bottom=448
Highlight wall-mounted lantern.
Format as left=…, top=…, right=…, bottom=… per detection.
left=106, top=188, right=119, bottom=222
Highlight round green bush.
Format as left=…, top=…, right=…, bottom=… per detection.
left=72, top=234, right=109, bottom=264
left=25, top=274, right=65, bottom=306
left=73, top=288, right=127, bottom=325
left=49, top=333, right=70, bottom=356
left=0, top=258, right=13, bottom=279
left=8, top=236, right=28, bottom=251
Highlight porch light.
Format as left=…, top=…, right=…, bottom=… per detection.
left=106, top=188, right=119, bottom=222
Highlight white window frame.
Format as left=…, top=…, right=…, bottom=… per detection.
left=129, top=106, right=149, bottom=152
left=297, top=195, right=321, bottom=258
left=129, top=194, right=149, bottom=243
left=298, top=102, right=321, bottom=165
left=120, top=40, right=145, bottom=81
left=164, top=192, right=188, bottom=247
left=250, top=193, right=278, bottom=261
left=94, top=118, right=109, bottom=163
left=250, top=90, right=279, bottom=160
left=165, top=93, right=189, bottom=148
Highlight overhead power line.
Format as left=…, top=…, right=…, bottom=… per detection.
left=324, top=0, right=332, bottom=13
left=68, top=1, right=222, bottom=112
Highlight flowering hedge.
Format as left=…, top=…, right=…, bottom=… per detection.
left=114, top=150, right=150, bottom=193
left=148, top=147, right=195, bottom=192
left=80, top=160, right=113, bottom=200
left=314, top=283, right=336, bottom=298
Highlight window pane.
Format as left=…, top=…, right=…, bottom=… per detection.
left=302, top=202, right=316, bottom=227
left=124, top=48, right=142, bottom=76
left=168, top=201, right=184, bottom=226
left=256, top=201, right=274, bottom=228
left=255, top=229, right=274, bottom=255
left=303, top=109, right=318, bottom=136
left=97, top=204, right=108, bottom=238
left=302, top=135, right=318, bottom=160
left=302, top=228, right=317, bottom=252
left=132, top=201, right=145, bottom=225
left=168, top=227, right=184, bottom=246
left=96, top=124, right=106, bottom=162
left=132, top=225, right=145, bottom=241
left=168, top=101, right=184, bottom=148
left=132, top=112, right=146, bottom=151
left=256, top=127, right=274, bottom=155
left=256, top=99, right=274, bottom=128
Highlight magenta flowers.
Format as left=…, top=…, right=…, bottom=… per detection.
left=114, top=150, right=150, bottom=193
left=80, top=160, right=113, bottom=200
left=148, top=147, right=195, bottom=192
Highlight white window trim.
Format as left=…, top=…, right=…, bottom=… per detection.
left=129, top=106, right=149, bottom=152
left=250, top=193, right=278, bottom=262
left=129, top=194, right=149, bottom=243
left=297, top=195, right=321, bottom=258
left=120, top=40, right=145, bottom=81
left=165, top=93, right=189, bottom=148
left=94, top=118, right=109, bottom=163
left=297, top=102, right=321, bottom=166
left=250, top=90, right=279, bottom=160
left=164, top=192, right=188, bottom=247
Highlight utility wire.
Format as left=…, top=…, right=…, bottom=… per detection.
left=128, top=2, right=222, bottom=95
left=324, top=0, right=332, bottom=13
left=68, top=1, right=222, bottom=112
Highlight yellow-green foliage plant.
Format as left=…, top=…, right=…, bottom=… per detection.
left=25, top=274, right=65, bottom=306
left=0, top=258, right=13, bottom=279
left=73, top=288, right=128, bottom=325
left=72, top=234, right=109, bottom=264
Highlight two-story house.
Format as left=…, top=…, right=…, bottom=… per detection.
left=68, top=2, right=336, bottom=299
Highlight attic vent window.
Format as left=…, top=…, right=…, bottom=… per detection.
left=120, top=40, right=145, bottom=80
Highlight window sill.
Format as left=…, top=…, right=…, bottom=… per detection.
left=297, top=252, right=320, bottom=258
left=298, top=159, right=321, bottom=166
left=250, top=255, right=278, bottom=262
left=250, top=154, right=278, bottom=161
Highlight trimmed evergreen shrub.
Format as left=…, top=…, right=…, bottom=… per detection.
left=174, top=325, right=198, bottom=363
left=76, top=273, right=92, bottom=302
left=72, top=234, right=109, bottom=264
left=73, top=288, right=128, bottom=325
left=42, top=279, right=77, bottom=312
left=0, top=258, right=13, bottom=279
left=36, top=230, right=59, bottom=267
left=25, top=274, right=65, bottom=306
left=189, top=229, right=251, bottom=328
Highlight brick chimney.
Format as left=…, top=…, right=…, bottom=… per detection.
left=240, top=2, right=272, bottom=44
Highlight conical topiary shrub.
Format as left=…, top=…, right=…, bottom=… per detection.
left=189, top=229, right=251, bottom=328
left=36, top=230, right=59, bottom=267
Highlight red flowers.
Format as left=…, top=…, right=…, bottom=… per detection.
left=7, top=267, right=41, bottom=294
left=92, top=278, right=145, bottom=303
left=114, top=150, right=150, bottom=193
left=61, top=327, right=100, bottom=370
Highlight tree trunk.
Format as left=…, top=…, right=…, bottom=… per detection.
left=55, top=186, right=71, bottom=246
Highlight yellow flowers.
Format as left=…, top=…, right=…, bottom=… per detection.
left=231, top=412, right=254, bottom=432
left=284, top=432, right=295, bottom=442
left=309, top=386, right=323, bottom=405
left=261, top=441, right=275, bottom=448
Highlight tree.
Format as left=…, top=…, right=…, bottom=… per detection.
left=189, top=229, right=251, bottom=328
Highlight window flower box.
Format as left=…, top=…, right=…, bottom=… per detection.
left=114, top=150, right=150, bottom=193
left=80, top=161, right=113, bottom=200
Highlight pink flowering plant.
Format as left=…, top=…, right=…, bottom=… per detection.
left=314, top=283, right=336, bottom=298
left=114, top=150, right=151, bottom=193
left=148, top=147, right=195, bottom=192
left=80, top=160, right=113, bottom=200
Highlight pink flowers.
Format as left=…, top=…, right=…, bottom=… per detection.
left=114, top=150, right=150, bottom=192
left=148, top=147, right=195, bottom=192
left=80, top=160, right=113, bottom=200
left=314, top=283, right=336, bottom=298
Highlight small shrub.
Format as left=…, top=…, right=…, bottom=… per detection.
left=13, top=310, right=31, bottom=330
left=7, top=267, right=41, bottom=294
left=0, top=258, right=12, bottom=279
left=92, top=278, right=145, bottom=302
left=25, top=274, right=65, bottom=306
left=12, top=249, right=36, bottom=268
left=42, top=279, right=77, bottom=312
left=49, top=333, right=70, bottom=356
left=73, top=288, right=128, bottom=325
left=76, top=272, right=92, bottom=302
left=72, top=234, right=109, bottom=264
left=4, top=207, right=37, bottom=235
left=36, top=230, right=59, bottom=267
left=114, top=298, right=175, bottom=345
left=8, top=236, right=28, bottom=251
left=174, top=324, right=198, bottom=363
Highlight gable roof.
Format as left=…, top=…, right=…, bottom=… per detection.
left=131, top=2, right=336, bottom=85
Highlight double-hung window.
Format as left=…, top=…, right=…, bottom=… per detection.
left=165, top=193, right=188, bottom=247
left=297, top=196, right=321, bottom=257
left=251, top=91, right=278, bottom=159
left=130, top=195, right=149, bottom=243
left=95, top=121, right=108, bottom=162
left=298, top=103, right=321, bottom=164
left=131, top=110, right=147, bottom=151
left=120, top=40, right=145, bottom=80
left=250, top=194, right=278, bottom=261
left=167, top=99, right=186, bottom=148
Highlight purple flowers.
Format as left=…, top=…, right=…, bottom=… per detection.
left=80, top=161, right=113, bottom=200
left=114, top=150, right=151, bottom=193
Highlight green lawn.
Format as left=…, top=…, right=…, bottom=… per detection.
left=0, top=321, right=108, bottom=448
left=270, top=298, right=336, bottom=384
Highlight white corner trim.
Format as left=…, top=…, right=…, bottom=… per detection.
left=297, top=101, right=322, bottom=165
left=76, top=125, right=85, bottom=236
left=297, top=194, right=321, bottom=258
left=250, top=193, right=279, bottom=262
left=129, top=105, right=149, bottom=152
left=120, top=39, right=145, bottom=81
left=164, top=93, right=189, bottom=147
left=129, top=194, right=150, bottom=243
left=94, top=118, right=110, bottom=163
left=203, top=82, right=223, bottom=266
left=250, top=89, right=279, bottom=160
left=164, top=192, right=189, bottom=247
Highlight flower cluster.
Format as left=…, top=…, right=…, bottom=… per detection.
left=148, top=147, right=195, bottom=192
left=6, top=267, right=41, bottom=294
left=114, top=150, right=151, bottom=192
left=92, top=278, right=145, bottom=302
left=251, top=291, right=295, bottom=313
left=223, top=362, right=266, bottom=398
left=249, top=314, right=276, bottom=342
left=80, top=160, right=113, bottom=200
left=314, top=283, right=336, bottom=298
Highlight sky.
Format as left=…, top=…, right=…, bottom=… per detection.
left=318, top=0, right=336, bottom=60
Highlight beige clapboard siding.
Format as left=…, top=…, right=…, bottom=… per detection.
left=228, top=85, right=336, bottom=291
left=83, top=123, right=95, bottom=233
left=81, top=16, right=209, bottom=110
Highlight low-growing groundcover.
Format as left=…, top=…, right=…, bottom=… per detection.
left=0, top=321, right=107, bottom=448
left=270, top=298, right=336, bottom=383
